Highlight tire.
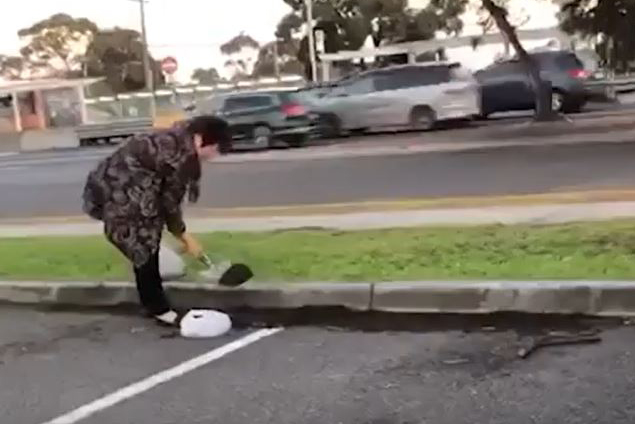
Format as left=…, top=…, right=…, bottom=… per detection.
left=252, top=125, right=273, bottom=149
left=410, top=106, right=436, bottom=131
left=318, top=114, right=342, bottom=139
left=551, top=91, right=565, bottom=113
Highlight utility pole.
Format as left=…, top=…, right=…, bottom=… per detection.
left=273, top=39, right=280, bottom=79
left=305, top=0, right=318, bottom=83
left=136, top=0, right=156, bottom=119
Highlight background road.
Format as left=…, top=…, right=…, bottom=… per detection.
left=2, top=139, right=635, bottom=218
left=2, top=307, right=634, bottom=424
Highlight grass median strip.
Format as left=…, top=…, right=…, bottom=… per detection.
left=2, top=219, right=635, bottom=282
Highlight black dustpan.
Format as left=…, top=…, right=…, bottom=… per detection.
left=219, top=263, right=254, bottom=287
left=199, top=254, right=253, bottom=287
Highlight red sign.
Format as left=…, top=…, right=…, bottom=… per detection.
left=161, top=56, right=178, bottom=75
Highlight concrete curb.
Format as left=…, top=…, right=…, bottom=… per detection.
left=3, top=280, right=635, bottom=317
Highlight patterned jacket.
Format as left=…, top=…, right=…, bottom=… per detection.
left=82, top=123, right=201, bottom=267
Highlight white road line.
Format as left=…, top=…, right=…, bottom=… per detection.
left=0, top=152, right=17, bottom=158
left=0, top=155, right=107, bottom=169
left=40, top=328, right=283, bottom=424
left=0, top=165, right=27, bottom=172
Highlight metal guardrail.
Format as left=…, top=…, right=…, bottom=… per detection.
left=585, top=77, right=635, bottom=98
left=76, top=118, right=154, bottom=145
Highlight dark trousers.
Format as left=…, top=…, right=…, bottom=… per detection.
left=133, top=251, right=171, bottom=316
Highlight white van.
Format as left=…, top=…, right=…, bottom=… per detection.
left=314, top=62, right=480, bottom=135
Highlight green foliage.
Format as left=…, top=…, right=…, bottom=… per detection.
left=0, top=55, right=26, bottom=80
left=280, top=0, right=467, bottom=78
left=5, top=220, right=635, bottom=281
left=84, top=28, right=164, bottom=94
left=559, top=0, right=635, bottom=72
left=283, top=0, right=467, bottom=49
left=220, top=33, right=260, bottom=55
left=191, top=67, right=222, bottom=84
left=252, top=40, right=305, bottom=78
left=17, top=13, right=98, bottom=73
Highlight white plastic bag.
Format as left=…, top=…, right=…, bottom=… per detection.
left=180, top=309, right=232, bottom=339
left=159, top=243, right=186, bottom=281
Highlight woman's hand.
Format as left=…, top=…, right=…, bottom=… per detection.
left=178, top=233, right=204, bottom=258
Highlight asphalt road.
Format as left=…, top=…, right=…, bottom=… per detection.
left=2, top=307, right=635, bottom=424
left=2, top=138, right=635, bottom=218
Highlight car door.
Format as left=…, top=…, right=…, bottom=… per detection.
left=320, top=76, right=375, bottom=130
left=476, top=60, right=533, bottom=114
left=221, top=95, right=276, bottom=142
left=367, top=69, right=413, bottom=127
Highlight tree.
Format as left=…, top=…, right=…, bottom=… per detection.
left=250, top=13, right=305, bottom=78
left=252, top=40, right=304, bottom=78
left=84, top=28, right=163, bottom=94
left=275, top=12, right=304, bottom=41
left=474, top=0, right=532, bottom=57
left=191, top=67, right=222, bottom=85
left=220, top=33, right=260, bottom=55
left=0, top=55, right=26, bottom=80
left=481, top=0, right=554, bottom=121
left=283, top=0, right=467, bottom=47
left=281, top=0, right=468, bottom=78
left=220, top=32, right=260, bottom=81
left=559, top=0, right=635, bottom=72
left=18, top=13, right=98, bottom=75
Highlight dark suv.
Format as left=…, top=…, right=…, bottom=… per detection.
left=475, top=51, right=592, bottom=116
left=193, top=90, right=316, bottom=150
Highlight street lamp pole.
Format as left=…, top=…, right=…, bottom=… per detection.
left=305, top=0, right=318, bottom=83
left=273, top=38, right=280, bottom=79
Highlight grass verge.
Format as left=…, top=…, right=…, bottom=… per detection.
left=3, top=220, right=635, bottom=282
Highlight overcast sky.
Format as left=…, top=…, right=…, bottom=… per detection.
left=0, top=0, right=293, bottom=80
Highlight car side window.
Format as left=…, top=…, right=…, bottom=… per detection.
left=347, top=77, right=374, bottom=95
left=374, top=72, right=401, bottom=91
left=379, top=66, right=452, bottom=90
left=417, top=66, right=452, bottom=85
left=327, top=83, right=349, bottom=97
left=223, top=96, right=273, bottom=112
left=197, top=96, right=225, bottom=114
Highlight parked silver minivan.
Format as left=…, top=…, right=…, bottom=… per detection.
left=313, top=62, right=481, bottom=136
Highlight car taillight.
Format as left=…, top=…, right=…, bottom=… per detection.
left=282, top=103, right=306, bottom=116
left=568, top=68, right=590, bottom=79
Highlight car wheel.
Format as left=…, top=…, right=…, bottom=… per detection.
left=551, top=91, right=565, bottom=112
left=253, top=125, right=273, bottom=149
left=410, top=106, right=436, bottom=131
left=318, top=114, right=342, bottom=139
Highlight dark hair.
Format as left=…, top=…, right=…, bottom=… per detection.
left=186, top=115, right=232, bottom=154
